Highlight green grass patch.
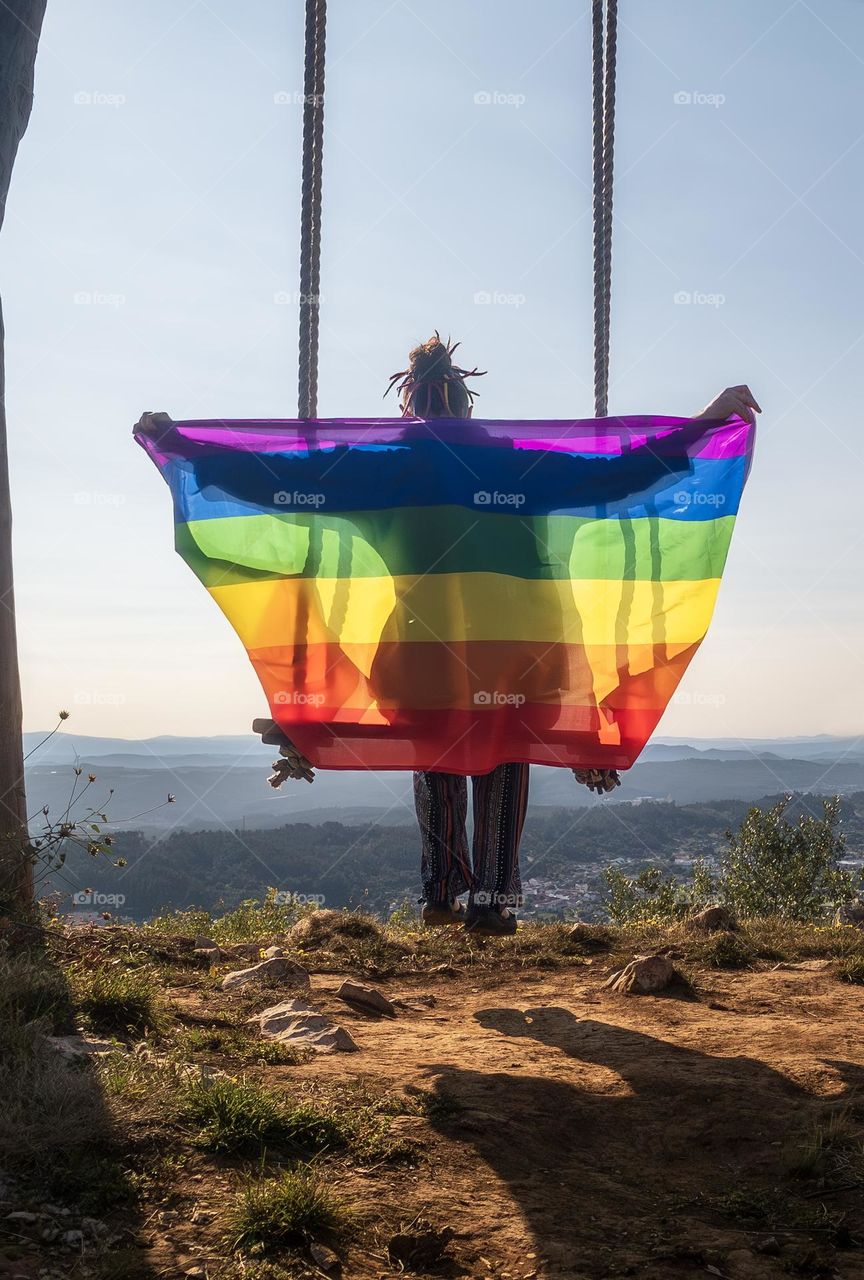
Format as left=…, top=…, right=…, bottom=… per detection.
left=227, top=1167, right=352, bottom=1254
left=172, top=1025, right=308, bottom=1066
left=72, top=964, right=166, bottom=1036
left=692, top=931, right=756, bottom=970
left=176, top=1073, right=292, bottom=1155
left=175, top=1073, right=349, bottom=1156
left=784, top=1105, right=864, bottom=1182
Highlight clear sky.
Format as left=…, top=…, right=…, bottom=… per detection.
left=3, top=0, right=863, bottom=741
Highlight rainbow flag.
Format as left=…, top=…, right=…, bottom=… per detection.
left=136, top=414, right=754, bottom=774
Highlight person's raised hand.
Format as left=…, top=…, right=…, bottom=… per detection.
left=268, top=740, right=315, bottom=786
left=135, top=411, right=174, bottom=435
left=573, top=768, right=621, bottom=795
left=691, top=385, right=761, bottom=427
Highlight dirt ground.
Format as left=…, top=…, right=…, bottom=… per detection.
left=152, top=960, right=864, bottom=1280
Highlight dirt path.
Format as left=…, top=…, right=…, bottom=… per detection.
left=292, top=964, right=864, bottom=1279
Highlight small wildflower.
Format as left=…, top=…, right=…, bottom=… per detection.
left=88, top=773, right=96, bottom=783
left=59, top=709, right=70, bottom=720
left=167, top=793, right=176, bottom=804
left=74, top=767, right=82, bottom=777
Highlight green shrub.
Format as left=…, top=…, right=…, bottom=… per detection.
left=604, top=860, right=715, bottom=925
left=720, top=796, right=856, bottom=922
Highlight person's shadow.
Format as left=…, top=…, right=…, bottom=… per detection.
left=421, top=1006, right=864, bottom=1273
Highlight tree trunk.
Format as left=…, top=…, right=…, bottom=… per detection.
left=0, top=1, right=48, bottom=915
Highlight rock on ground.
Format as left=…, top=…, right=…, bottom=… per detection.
left=605, top=954, right=675, bottom=995
left=685, top=905, right=737, bottom=933
left=221, top=956, right=310, bottom=991
left=45, top=1034, right=118, bottom=1059
left=309, top=1242, right=341, bottom=1271
left=252, top=999, right=358, bottom=1053
left=335, top=980, right=396, bottom=1017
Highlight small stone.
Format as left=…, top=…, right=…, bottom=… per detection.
left=310, top=1241, right=341, bottom=1271
left=335, top=980, right=396, bottom=1017
left=221, top=956, right=310, bottom=991
left=61, top=1230, right=83, bottom=1248
left=182, top=1267, right=206, bottom=1278
left=684, top=905, right=736, bottom=933
left=262, top=945, right=284, bottom=959
left=192, top=934, right=218, bottom=950
left=6, top=1211, right=38, bottom=1223
left=754, top=1237, right=780, bottom=1255
left=604, top=954, right=675, bottom=995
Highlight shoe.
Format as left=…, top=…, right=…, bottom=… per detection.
left=464, top=903, right=518, bottom=936
left=421, top=897, right=467, bottom=928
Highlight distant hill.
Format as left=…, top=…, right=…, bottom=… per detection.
left=43, top=791, right=864, bottom=923
left=23, top=727, right=864, bottom=832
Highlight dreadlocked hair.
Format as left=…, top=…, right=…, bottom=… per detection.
left=385, top=332, right=486, bottom=419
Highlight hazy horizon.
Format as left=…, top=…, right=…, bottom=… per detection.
left=3, top=0, right=863, bottom=742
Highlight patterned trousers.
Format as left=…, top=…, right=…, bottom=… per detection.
left=413, top=764, right=530, bottom=908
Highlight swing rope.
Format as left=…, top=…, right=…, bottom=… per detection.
left=296, top=0, right=617, bottom=419
left=592, top=0, right=617, bottom=418
left=298, top=0, right=327, bottom=419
